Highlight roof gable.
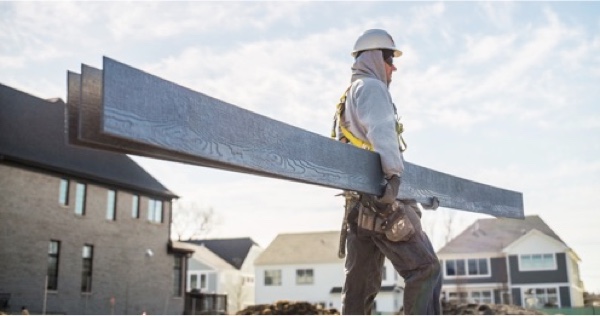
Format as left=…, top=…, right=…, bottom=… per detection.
left=254, top=231, right=343, bottom=265
left=503, top=229, right=568, bottom=254
left=173, top=241, right=235, bottom=271
left=185, top=237, right=257, bottom=270
left=0, top=84, right=176, bottom=198
left=438, top=215, right=566, bottom=255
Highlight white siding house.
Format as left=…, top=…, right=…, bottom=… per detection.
left=175, top=238, right=263, bottom=314
left=437, top=215, right=584, bottom=309
left=254, top=231, right=405, bottom=314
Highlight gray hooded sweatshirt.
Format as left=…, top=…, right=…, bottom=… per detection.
left=342, top=50, right=404, bottom=178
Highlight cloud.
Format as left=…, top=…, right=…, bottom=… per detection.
left=477, top=2, right=516, bottom=29
left=0, top=2, right=97, bottom=68
left=105, top=2, right=310, bottom=41
left=459, top=34, right=517, bottom=65
left=405, top=2, right=446, bottom=35
left=398, top=6, right=596, bottom=134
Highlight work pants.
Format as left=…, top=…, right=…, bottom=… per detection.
left=341, top=202, right=442, bottom=315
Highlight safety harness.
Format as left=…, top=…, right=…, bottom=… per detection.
left=331, top=86, right=407, bottom=152
left=331, top=86, right=414, bottom=242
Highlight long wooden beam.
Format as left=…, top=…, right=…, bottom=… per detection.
left=68, top=57, right=524, bottom=219
left=68, top=66, right=294, bottom=181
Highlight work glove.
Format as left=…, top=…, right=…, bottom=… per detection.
left=374, top=175, right=401, bottom=205
left=358, top=175, right=401, bottom=215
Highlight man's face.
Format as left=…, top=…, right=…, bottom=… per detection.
left=383, top=55, right=397, bottom=84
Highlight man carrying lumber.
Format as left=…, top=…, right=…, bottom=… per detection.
left=334, top=29, right=442, bottom=315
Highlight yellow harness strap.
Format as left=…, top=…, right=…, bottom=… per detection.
left=331, top=87, right=373, bottom=150
left=331, top=86, right=406, bottom=152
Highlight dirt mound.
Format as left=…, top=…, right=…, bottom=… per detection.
left=236, top=300, right=340, bottom=315
left=442, top=302, right=545, bottom=315
left=237, top=300, right=543, bottom=315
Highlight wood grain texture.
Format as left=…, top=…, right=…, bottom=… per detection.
left=69, top=65, right=295, bottom=182
left=98, top=57, right=523, bottom=218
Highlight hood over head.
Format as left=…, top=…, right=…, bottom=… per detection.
left=351, top=50, right=388, bottom=87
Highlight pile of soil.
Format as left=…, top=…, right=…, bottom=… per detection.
left=236, top=300, right=340, bottom=315
left=442, top=302, right=545, bottom=315
left=236, top=300, right=544, bottom=315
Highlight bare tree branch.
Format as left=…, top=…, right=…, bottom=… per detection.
left=171, top=199, right=221, bottom=241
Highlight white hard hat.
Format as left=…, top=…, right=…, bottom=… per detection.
left=351, top=29, right=402, bottom=58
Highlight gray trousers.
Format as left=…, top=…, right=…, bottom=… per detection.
left=341, top=202, right=442, bottom=315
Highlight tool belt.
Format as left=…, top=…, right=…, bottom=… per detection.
left=349, top=194, right=415, bottom=242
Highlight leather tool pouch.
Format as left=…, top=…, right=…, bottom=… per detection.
left=357, top=197, right=415, bottom=242
left=357, top=205, right=383, bottom=238
left=384, top=202, right=415, bottom=242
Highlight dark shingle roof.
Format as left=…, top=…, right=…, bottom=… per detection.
left=184, top=238, right=258, bottom=270
left=0, top=84, right=176, bottom=198
left=438, top=215, right=565, bottom=254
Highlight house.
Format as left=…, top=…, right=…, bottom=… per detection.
left=254, top=231, right=405, bottom=314
left=180, top=238, right=263, bottom=314
left=0, top=84, right=191, bottom=314
left=437, top=215, right=584, bottom=309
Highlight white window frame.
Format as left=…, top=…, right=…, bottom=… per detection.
left=444, top=258, right=491, bottom=279
left=131, top=195, right=140, bottom=218
left=296, top=268, right=314, bottom=285
left=106, top=190, right=116, bottom=221
left=264, top=269, right=282, bottom=286
left=522, top=287, right=559, bottom=308
left=447, top=291, right=468, bottom=303
left=447, top=290, right=493, bottom=304
left=518, top=253, right=556, bottom=271
left=470, top=290, right=493, bottom=304
left=75, top=183, right=86, bottom=215
left=241, top=274, right=254, bottom=286
left=59, top=178, right=69, bottom=206
left=188, top=272, right=209, bottom=292
left=147, top=198, right=163, bottom=223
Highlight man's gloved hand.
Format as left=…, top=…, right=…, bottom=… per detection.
left=375, top=175, right=401, bottom=205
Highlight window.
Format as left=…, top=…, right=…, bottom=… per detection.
left=445, top=258, right=489, bottom=277
left=190, top=273, right=208, bottom=291
left=242, top=275, right=254, bottom=286
left=106, top=190, right=116, bottom=221
left=81, top=245, right=93, bottom=293
left=296, top=269, right=314, bottom=285
left=524, top=287, right=558, bottom=308
left=173, top=255, right=183, bottom=297
left=520, top=253, right=555, bottom=271
left=59, top=178, right=69, bottom=205
left=148, top=199, right=163, bottom=223
left=446, top=260, right=456, bottom=276
left=448, top=292, right=468, bottom=303
left=75, top=183, right=86, bottom=215
left=264, top=269, right=281, bottom=286
left=132, top=195, right=140, bottom=218
left=471, top=291, right=492, bottom=304
left=448, top=291, right=493, bottom=304
left=47, top=240, right=60, bottom=290
left=467, top=258, right=489, bottom=275
left=190, top=274, right=198, bottom=290
left=456, top=260, right=466, bottom=275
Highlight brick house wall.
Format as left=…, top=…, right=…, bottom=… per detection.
left=0, top=163, right=184, bottom=314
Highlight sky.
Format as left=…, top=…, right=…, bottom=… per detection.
left=1, top=1, right=599, bottom=293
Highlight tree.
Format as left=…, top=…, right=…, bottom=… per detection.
left=442, top=210, right=458, bottom=244
left=421, top=208, right=458, bottom=251
left=225, top=274, right=252, bottom=314
left=171, top=199, right=221, bottom=241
